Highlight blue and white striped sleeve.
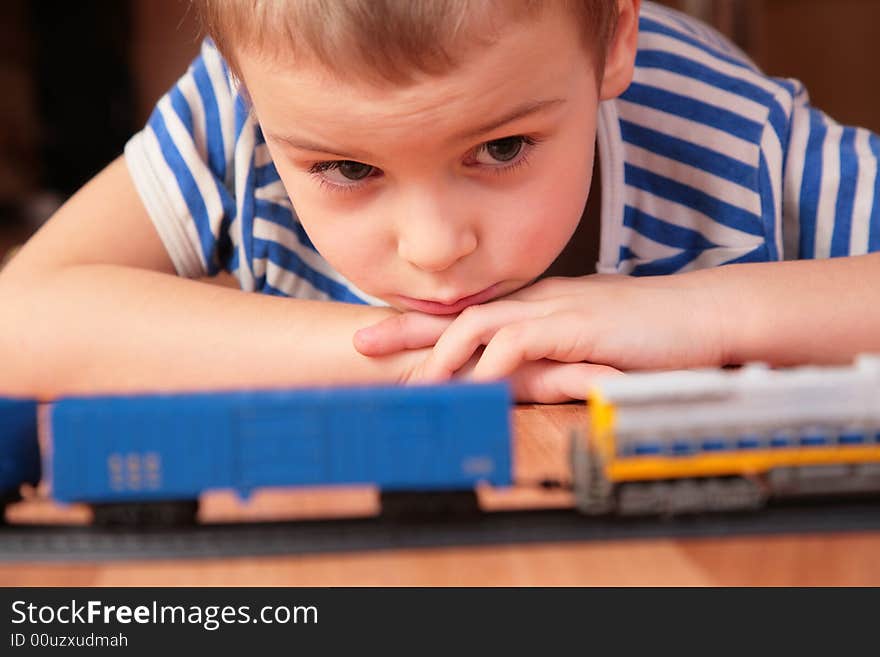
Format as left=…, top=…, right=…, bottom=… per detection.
left=781, top=82, right=880, bottom=260
left=124, top=40, right=244, bottom=278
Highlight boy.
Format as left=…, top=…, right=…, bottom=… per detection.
left=1, top=0, right=878, bottom=403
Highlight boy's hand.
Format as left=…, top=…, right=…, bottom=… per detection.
left=419, top=347, right=623, bottom=403
left=354, top=274, right=727, bottom=401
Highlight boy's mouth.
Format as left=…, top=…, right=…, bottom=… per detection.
left=395, top=284, right=501, bottom=315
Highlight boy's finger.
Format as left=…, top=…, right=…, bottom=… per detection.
left=511, top=361, right=622, bottom=403
left=545, top=362, right=623, bottom=401
left=470, top=313, right=596, bottom=380
left=353, top=313, right=453, bottom=356
left=420, top=301, right=536, bottom=379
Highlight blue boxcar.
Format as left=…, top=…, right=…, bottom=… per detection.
left=49, top=382, right=512, bottom=503
left=0, top=397, right=41, bottom=496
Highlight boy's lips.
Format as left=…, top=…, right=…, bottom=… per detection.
left=396, top=284, right=501, bottom=315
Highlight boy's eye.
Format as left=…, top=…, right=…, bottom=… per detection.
left=486, top=137, right=523, bottom=161
left=335, top=161, right=374, bottom=180
left=473, top=136, right=529, bottom=165
left=309, top=160, right=377, bottom=185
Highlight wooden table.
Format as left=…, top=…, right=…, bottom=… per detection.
left=2, top=404, right=879, bottom=586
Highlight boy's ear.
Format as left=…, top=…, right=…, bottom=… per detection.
left=599, top=0, right=641, bottom=101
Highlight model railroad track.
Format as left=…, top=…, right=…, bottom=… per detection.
left=2, top=496, right=880, bottom=562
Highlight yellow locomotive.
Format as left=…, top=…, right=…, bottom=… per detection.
left=570, top=356, right=880, bottom=515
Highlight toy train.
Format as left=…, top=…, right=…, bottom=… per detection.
left=45, top=382, right=512, bottom=525
left=0, top=397, right=41, bottom=518
left=571, top=355, right=880, bottom=515
left=2, top=356, right=880, bottom=526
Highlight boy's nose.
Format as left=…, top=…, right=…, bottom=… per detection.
left=395, top=197, right=478, bottom=273
left=398, top=229, right=477, bottom=273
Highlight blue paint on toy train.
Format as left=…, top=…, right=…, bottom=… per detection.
left=621, top=427, right=880, bottom=457
left=0, top=398, right=41, bottom=494
left=49, top=382, right=513, bottom=503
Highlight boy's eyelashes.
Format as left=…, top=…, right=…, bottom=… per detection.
left=467, top=135, right=538, bottom=166
left=309, top=160, right=375, bottom=181
left=307, top=160, right=381, bottom=194
left=305, top=135, right=542, bottom=192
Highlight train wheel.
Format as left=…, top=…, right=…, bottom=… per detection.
left=617, top=477, right=765, bottom=516
left=701, top=477, right=765, bottom=511
left=379, top=490, right=481, bottom=520
left=570, top=429, right=614, bottom=515
left=91, top=500, right=200, bottom=527
left=0, top=489, right=21, bottom=525
left=0, top=488, right=21, bottom=526
left=617, top=481, right=675, bottom=515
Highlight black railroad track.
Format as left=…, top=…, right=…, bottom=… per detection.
left=2, top=496, right=880, bottom=561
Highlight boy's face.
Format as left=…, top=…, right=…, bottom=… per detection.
left=240, top=7, right=626, bottom=314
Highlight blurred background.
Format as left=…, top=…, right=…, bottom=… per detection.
left=1, top=0, right=879, bottom=260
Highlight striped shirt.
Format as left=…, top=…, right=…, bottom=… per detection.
left=124, top=1, right=880, bottom=301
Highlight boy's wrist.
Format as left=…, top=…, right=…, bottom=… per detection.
left=690, top=261, right=802, bottom=367
left=677, top=266, right=751, bottom=368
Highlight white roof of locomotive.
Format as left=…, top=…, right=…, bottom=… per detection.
left=591, top=355, right=880, bottom=438
left=592, top=355, right=880, bottom=404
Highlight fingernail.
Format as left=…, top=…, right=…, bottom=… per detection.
left=353, top=328, right=373, bottom=350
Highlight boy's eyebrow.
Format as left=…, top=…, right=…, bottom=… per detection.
left=268, top=97, right=566, bottom=159
left=453, top=97, right=566, bottom=142
left=269, top=134, right=363, bottom=160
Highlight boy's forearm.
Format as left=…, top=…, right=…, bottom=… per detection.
left=0, top=265, right=413, bottom=399
left=697, top=253, right=880, bottom=366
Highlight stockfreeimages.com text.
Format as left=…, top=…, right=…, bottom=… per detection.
left=11, top=600, right=317, bottom=631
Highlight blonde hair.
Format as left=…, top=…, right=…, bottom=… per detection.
left=192, top=0, right=620, bottom=85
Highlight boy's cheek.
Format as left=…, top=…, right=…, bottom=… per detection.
left=499, top=217, right=576, bottom=275
left=293, top=219, right=385, bottom=282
